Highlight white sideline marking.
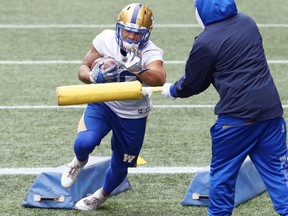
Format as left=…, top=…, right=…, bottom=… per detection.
left=0, top=60, right=288, bottom=65
left=0, top=24, right=287, bottom=28
left=0, top=167, right=204, bottom=175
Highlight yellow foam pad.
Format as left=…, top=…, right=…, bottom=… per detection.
left=56, top=81, right=143, bottom=106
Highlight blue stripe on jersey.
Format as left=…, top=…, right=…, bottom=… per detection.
left=131, top=3, right=142, bottom=24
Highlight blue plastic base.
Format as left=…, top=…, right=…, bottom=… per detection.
left=181, top=157, right=266, bottom=207
left=22, top=157, right=131, bottom=209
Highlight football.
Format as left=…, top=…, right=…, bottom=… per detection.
left=90, top=56, right=122, bottom=71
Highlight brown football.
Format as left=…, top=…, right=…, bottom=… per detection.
left=90, top=56, right=121, bottom=71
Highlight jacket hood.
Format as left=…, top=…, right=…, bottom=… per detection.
left=194, top=0, right=238, bottom=26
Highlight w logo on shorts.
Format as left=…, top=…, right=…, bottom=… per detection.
left=123, top=154, right=136, bottom=163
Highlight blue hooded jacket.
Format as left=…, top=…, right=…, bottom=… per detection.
left=195, top=0, right=238, bottom=26
left=172, top=0, right=283, bottom=121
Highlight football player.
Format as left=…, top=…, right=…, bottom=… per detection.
left=162, top=0, right=288, bottom=215
left=61, top=3, right=166, bottom=211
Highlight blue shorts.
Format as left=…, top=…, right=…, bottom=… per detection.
left=208, top=115, right=288, bottom=215
left=83, top=103, right=147, bottom=167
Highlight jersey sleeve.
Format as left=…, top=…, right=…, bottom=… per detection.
left=92, top=30, right=115, bottom=56
left=141, top=41, right=164, bottom=67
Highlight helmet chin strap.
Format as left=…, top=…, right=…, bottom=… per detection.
left=195, top=8, right=205, bottom=29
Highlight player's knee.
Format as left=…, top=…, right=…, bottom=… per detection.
left=74, top=131, right=102, bottom=156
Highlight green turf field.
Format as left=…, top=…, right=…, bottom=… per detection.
left=0, top=0, right=287, bottom=215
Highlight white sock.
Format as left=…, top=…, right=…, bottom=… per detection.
left=94, top=189, right=107, bottom=200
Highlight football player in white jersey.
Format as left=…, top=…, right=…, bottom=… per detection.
left=61, top=3, right=166, bottom=211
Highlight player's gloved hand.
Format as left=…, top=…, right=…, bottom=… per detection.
left=162, top=83, right=176, bottom=100
left=124, top=52, right=148, bottom=75
left=90, top=62, right=119, bottom=83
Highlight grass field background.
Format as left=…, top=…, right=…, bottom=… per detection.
left=0, top=0, right=287, bottom=215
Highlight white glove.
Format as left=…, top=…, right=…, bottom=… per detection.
left=90, top=62, right=120, bottom=83
left=162, top=83, right=176, bottom=100
left=123, top=52, right=148, bottom=75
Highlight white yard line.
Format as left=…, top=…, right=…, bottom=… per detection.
left=0, top=105, right=86, bottom=109
left=0, top=24, right=288, bottom=29
left=0, top=105, right=215, bottom=109
left=0, top=60, right=82, bottom=65
left=0, top=166, right=205, bottom=175
left=1, top=105, right=288, bottom=109
left=0, top=60, right=288, bottom=65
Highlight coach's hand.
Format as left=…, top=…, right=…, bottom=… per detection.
left=162, top=83, right=176, bottom=100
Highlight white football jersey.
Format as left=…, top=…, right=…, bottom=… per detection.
left=93, top=29, right=164, bottom=119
